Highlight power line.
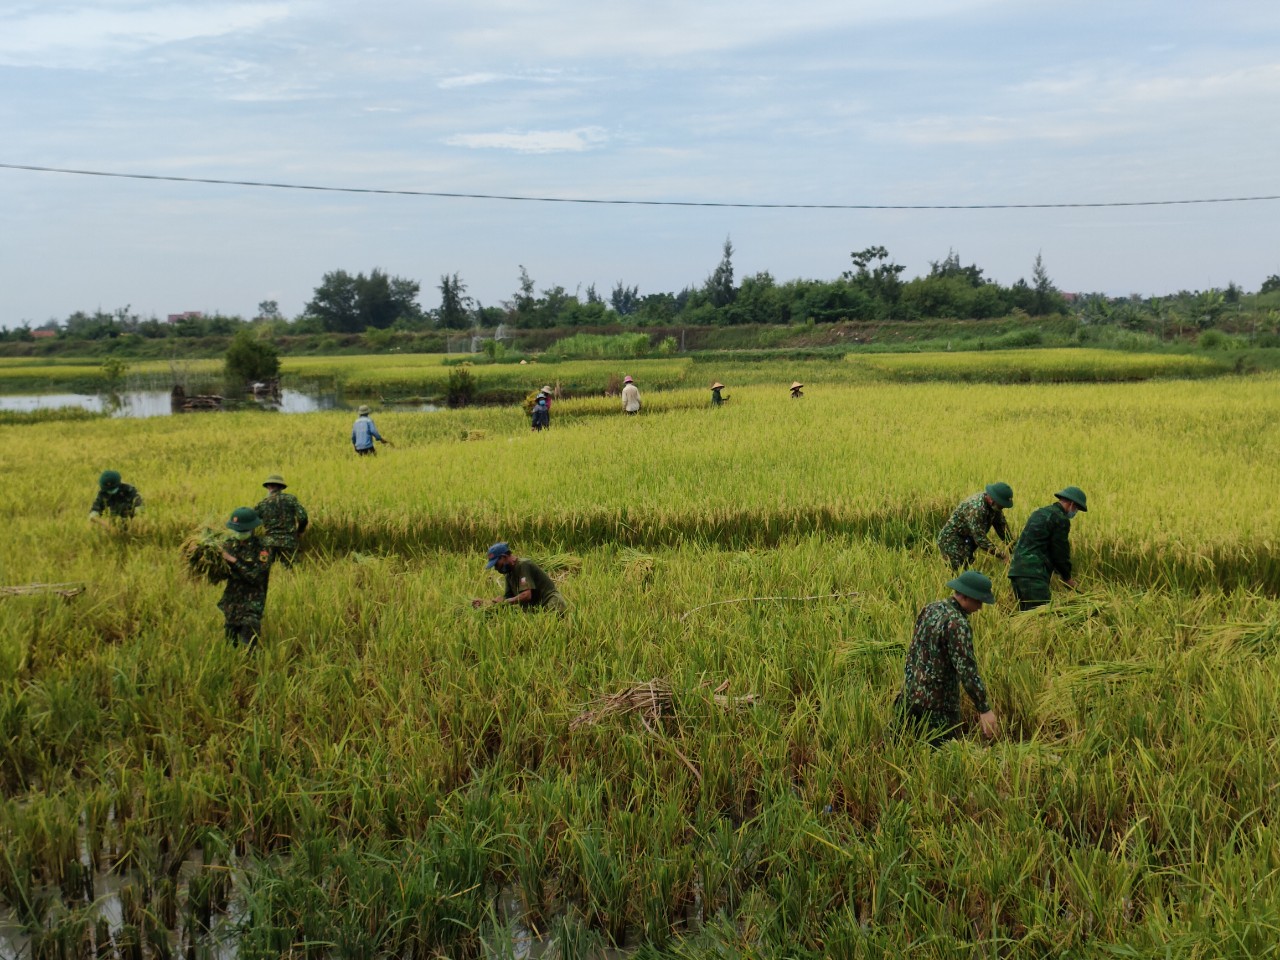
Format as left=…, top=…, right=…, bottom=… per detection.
left=3, top=161, right=1279, bottom=210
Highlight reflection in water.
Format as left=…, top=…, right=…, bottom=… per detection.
left=0, top=391, right=440, bottom=419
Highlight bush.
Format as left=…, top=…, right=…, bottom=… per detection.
left=224, top=330, right=281, bottom=385
left=446, top=364, right=476, bottom=407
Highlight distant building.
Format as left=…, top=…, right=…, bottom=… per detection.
left=32, top=329, right=57, bottom=339
left=166, top=311, right=205, bottom=324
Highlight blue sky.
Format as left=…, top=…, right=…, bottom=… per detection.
left=2, top=0, right=1278, bottom=325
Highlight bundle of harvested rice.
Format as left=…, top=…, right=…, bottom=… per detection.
left=537, top=553, right=583, bottom=584
left=571, top=679, right=672, bottom=729
left=181, top=528, right=229, bottom=583
left=570, top=678, right=757, bottom=729
left=618, top=547, right=656, bottom=584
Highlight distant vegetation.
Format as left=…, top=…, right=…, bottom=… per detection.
left=5, top=243, right=1278, bottom=360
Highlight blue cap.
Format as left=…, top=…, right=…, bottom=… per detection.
left=485, top=542, right=510, bottom=568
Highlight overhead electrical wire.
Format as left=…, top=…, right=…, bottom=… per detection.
left=2, top=161, right=1278, bottom=211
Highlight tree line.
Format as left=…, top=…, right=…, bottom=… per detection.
left=6, top=242, right=1280, bottom=342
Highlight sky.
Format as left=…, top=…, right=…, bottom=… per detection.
left=2, top=0, right=1279, bottom=326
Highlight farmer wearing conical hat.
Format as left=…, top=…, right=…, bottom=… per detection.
left=89, top=469, right=143, bottom=524
left=537, top=385, right=554, bottom=411
left=936, top=482, right=1014, bottom=571
left=254, top=474, right=309, bottom=566
left=898, top=570, right=998, bottom=744
left=471, top=542, right=568, bottom=613
left=789, top=381, right=804, bottom=399
left=710, top=381, right=728, bottom=406
left=217, top=507, right=273, bottom=647
left=621, top=375, right=641, bottom=415
left=1008, top=486, right=1088, bottom=611
left=352, top=404, right=388, bottom=456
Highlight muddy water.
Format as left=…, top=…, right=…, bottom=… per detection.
left=0, top=390, right=441, bottom=418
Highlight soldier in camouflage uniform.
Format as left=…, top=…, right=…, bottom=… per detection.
left=254, top=474, right=309, bottom=566
left=89, top=470, right=143, bottom=524
left=897, top=570, right=998, bottom=744
left=215, top=507, right=274, bottom=647
left=1007, top=486, right=1087, bottom=611
left=936, top=482, right=1014, bottom=571
left=472, top=542, right=568, bottom=613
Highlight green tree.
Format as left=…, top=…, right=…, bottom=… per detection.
left=511, top=266, right=537, bottom=325
left=306, top=269, right=422, bottom=332
left=610, top=282, right=640, bottom=317
left=1030, top=252, right=1067, bottom=316
left=438, top=273, right=472, bottom=329
left=224, top=329, right=281, bottom=385
left=1260, top=274, right=1280, bottom=295
left=704, top=237, right=736, bottom=308
left=844, top=246, right=906, bottom=315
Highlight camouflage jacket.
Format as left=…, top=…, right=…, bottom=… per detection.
left=901, top=597, right=991, bottom=724
left=217, top=535, right=273, bottom=623
left=503, top=559, right=560, bottom=607
left=936, top=492, right=1009, bottom=560
left=254, top=492, right=309, bottom=549
left=91, top=483, right=143, bottom=519
left=1008, top=503, right=1073, bottom=582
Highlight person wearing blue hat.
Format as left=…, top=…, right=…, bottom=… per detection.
left=936, top=482, right=1014, bottom=570
left=897, top=570, right=998, bottom=744
left=531, top=395, right=550, bottom=431
left=1008, top=486, right=1088, bottom=610
left=472, top=542, right=567, bottom=612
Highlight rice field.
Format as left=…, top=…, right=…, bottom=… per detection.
left=0, top=345, right=1233, bottom=401
left=1, top=361, right=1278, bottom=958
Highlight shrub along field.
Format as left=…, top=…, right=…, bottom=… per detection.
left=1, top=362, right=1278, bottom=958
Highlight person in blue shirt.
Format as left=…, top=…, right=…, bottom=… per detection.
left=351, top=405, right=389, bottom=456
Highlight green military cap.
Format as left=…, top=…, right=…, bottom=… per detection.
left=226, top=507, right=263, bottom=532
left=947, top=570, right=996, bottom=605
left=357, top=404, right=371, bottom=415
left=263, top=474, right=288, bottom=489
left=984, top=481, right=1014, bottom=509
left=1054, top=486, right=1088, bottom=511
left=99, top=469, right=122, bottom=490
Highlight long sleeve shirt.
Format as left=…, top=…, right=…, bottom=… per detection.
left=253, top=492, right=309, bottom=549
left=901, top=597, right=991, bottom=725
left=351, top=416, right=383, bottom=450
left=937, top=492, right=1009, bottom=559
left=90, top=483, right=143, bottom=519
left=1008, top=502, right=1073, bottom=582
left=621, top=383, right=641, bottom=413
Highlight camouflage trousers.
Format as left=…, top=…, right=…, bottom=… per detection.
left=936, top=536, right=974, bottom=572
left=266, top=542, right=300, bottom=567
left=893, top=694, right=960, bottom=748
left=219, top=599, right=265, bottom=648
left=1009, top=577, right=1051, bottom=612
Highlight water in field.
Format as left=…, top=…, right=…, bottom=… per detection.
left=0, top=390, right=441, bottom=417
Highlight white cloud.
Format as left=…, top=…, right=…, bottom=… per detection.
left=444, top=127, right=609, bottom=153
left=501, top=0, right=1001, bottom=59
left=0, top=2, right=294, bottom=67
